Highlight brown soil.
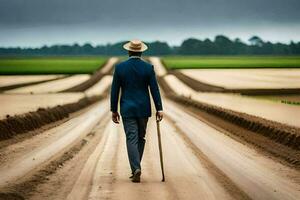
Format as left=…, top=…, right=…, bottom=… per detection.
left=176, top=101, right=300, bottom=168
left=0, top=76, right=68, bottom=92
left=1, top=97, right=299, bottom=199
left=0, top=140, right=87, bottom=199
left=0, top=104, right=94, bottom=151
left=171, top=70, right=300, bottom=95
left=170, top=70, right=225, bottom=92
left=158, top=76, right=300, bottom=154
left=65, top=118, right=236, bottom=200
left=0, top=116, right=109, bottom=200
left=61, top=71, right=106, bottom=92
left=0, top=95, right=103, bottom=141
left=167, top=115, right=252, bottom=200
left=1, top=57, right=299, bottom=200
left=62, top=58, right=118, bottom=92
left=0, top=93, right=85, bottom=120
left=163, top=99, right=300, bottom=199
left=28, top=119, right=109, bottom=200
left=0, top=193, right=24, bottom=200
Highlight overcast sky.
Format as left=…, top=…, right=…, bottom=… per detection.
left=1, top=0, right=300, bottom=47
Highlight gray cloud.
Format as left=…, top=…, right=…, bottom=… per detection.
left=0, top=0, right=299, bottom=46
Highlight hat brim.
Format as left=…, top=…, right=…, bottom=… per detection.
left=123, top=42, right=148, bottom=52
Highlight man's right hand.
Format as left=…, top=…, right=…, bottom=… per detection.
left=112, top=112, right=120, bottom=124
left=156, top=111, right=163, bottom=122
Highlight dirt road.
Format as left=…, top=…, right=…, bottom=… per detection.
left=6, top=75, right=90, bottom=94
left=1, top=57, right=299, bottom=200
left=164, top=74, right=300, bottom=128
left=1, top=96, right=299, bottom=200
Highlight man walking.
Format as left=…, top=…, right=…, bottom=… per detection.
left=110, top=39, right=163, bottom=183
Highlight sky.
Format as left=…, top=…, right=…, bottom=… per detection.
left=0, top=0, right=300, bottom=47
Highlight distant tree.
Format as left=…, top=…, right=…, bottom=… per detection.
left=290, top=41, right=300, bottom=54
left=202, top=39, right=216, bottom=55
left=264, top=42, right=274, bottom=54
left=233, top=38, right=248, bottom=54
left=214, top=35, right=234, bottom=54
left=145, top=41, right=172, bottom=55
left=82, top=43, right=94, bottom=54
left=179, top=38, right=202, bottom=55
left=1, top=35, right=300, bottom=56
left=172, top=46, right=181, bottom=54
left=248, top=36, right=264, bottom=46
left=107, top=42, right=126, bottom=55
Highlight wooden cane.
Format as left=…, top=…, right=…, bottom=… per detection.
left=156, top=120, right=165, bottom=182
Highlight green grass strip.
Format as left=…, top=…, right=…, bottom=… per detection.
left=162, top=56, right=300, bottom=69
left=0, top=56, right=108, bottom=74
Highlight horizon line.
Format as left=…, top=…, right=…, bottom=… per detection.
left=1, top=35, right=300, bottom=49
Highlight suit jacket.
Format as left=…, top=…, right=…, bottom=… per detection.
left=110, top=57, right=163, bottom=118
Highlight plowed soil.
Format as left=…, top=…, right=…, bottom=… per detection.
left=0, top=57, right=299, bottom=200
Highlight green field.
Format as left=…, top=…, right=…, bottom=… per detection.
left=254, top=95, right=300, bottom=106
left=0, top=56, right=107, bottom=74
left=162, top=56, right=300, bottom=69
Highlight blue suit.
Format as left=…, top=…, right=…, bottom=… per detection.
left=110, top=57, right=163, bottom=117
left=110, top=57, right=163, bottom=173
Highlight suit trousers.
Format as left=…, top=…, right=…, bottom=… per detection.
left=122, top=117, right=148, bottom=173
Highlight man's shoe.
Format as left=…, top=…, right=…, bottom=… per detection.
left=129, top=171, right=134, bottom=179
left=131, top=169, right=141, bottom=183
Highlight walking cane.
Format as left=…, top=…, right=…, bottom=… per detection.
left=156, top=119, right=165, bottom=182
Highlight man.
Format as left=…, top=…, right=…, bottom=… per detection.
left=110, top=39, right=163, bottom=183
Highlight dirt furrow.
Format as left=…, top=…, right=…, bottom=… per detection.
left=28, top=116, right=111, bottom=200
left=6, top=75, right=90, bottom=94
left=0, top=75, right=67, bottom=92
left=172, top=70, right=300, bottom=95
left=0, top=101, right=108, bottom=188
left=66, top=121, right=118, bottom=200
left=0, top=96, right=103, bottom=141
left=87, top=122, right=120, bottom=200
left=158, top=73, right=300, bottom=154
left=78, top=118, right=237, bottom=200
left=105, top=122, right=172, bottom=200
left=62, top=57, right=118, bottom=92
left=1, top=97, right=299, bottom=200
left=147, top=119, right=234, bottom=200
left=165, top=100, right=300, bottom=200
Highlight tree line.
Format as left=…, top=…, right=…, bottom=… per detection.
left=1, top=35, right=300, bottom=56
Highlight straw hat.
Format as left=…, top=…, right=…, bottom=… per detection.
left=123, top=39, right=148, bottom=52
